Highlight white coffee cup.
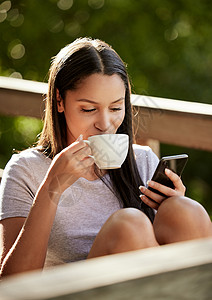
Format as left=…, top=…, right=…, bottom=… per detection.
left=84, top=134, right=129, bottom=169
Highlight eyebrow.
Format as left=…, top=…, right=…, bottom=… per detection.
left=76, top=97, right=125, bottom=104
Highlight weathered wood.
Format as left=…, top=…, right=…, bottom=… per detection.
left=0, top=77, right=46, bottom=118
left=0, top=237, right=211, bottom=300
left=132, top=94, right=212, bottom=152
left=134, top=107, right=212, bottom=151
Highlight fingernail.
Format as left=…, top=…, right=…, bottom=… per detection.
left=139, top=186, right=145, bottom=191
left=147, top=180, right=150, bottom=185
left=77, top=134, right=83, bottom=141
left=139, top=195, right=145, bottom=200
left=88, top=155, right=95, bottom=159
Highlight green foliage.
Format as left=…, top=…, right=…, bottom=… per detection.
left=0, top=0, right=211, bottom=215
left=1, top=0, right=212, bottom=102
left=0, top=115, right=42, bottom=167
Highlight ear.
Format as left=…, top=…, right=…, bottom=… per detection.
left=56, top=89, right=65, bottom=113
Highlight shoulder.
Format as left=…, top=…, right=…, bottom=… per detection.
left=133, top=144, right=158, bottom=161
left=3, top=148, right=51, bottom=182
left=6, top=148, right=50, bottom=168
left=0, top=149, right=50, bottom=220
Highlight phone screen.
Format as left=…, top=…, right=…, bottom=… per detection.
left=148, top=154, right=188, bottom=197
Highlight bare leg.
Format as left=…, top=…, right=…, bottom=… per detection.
left=88, top=208, right=159, bottom=259
left=153, top=196, right=212, bottom=245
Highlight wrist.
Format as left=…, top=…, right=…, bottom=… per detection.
left=44, top=172, right=78, bottom=199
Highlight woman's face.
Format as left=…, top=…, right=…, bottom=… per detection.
left=57, top=73, right=126, bottom=145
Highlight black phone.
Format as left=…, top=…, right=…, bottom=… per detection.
left=148, top=154, right=188, bottom=197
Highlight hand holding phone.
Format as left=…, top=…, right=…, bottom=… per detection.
left=147, top=154, right=188, bottom=197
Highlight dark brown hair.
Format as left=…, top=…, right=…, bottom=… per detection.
left=38, top=37, right=155, bottom=222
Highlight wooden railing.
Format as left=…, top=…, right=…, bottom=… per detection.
left=0, top=237, right=211, bottom=299
left=0, top=76, right=212, bottom=154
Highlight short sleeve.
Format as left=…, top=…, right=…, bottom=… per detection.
left=0, top=153, right=36, bottom=220
left=133, top=144, right=159, bottom=187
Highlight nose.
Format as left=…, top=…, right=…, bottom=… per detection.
left=94, top=111, right=112, bottom=133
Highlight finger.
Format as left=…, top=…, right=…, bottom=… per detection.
left=146, top=180, right=177, bottom=198
left=139, top=194, right=159, bottom=210
left=73, top=145, right=92, bottom=161
left=62, top=140, right=91, bottom=157
left=165, top=169, right=186, bottom=193
left=76, top=134, right=83, bottom=141
left=77, top=156, right=95, bottom=168
left=70, top=156, right=94, bottom=175
left=139, top=185, right=165, bottom=203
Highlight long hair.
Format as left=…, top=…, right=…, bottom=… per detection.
left=37, top=37, right=155, bottom=222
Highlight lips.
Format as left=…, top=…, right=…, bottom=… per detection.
left=88, top=132, right=114, bottom=137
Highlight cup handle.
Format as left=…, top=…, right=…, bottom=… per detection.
left=83, top=140, right=90, bottom=146
left=83, top=140, right=95, bottom=160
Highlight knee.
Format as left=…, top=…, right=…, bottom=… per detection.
left=157, top=196, right=210, bottom=225
left=109, top=208, right=152, bottom=234
left=106, top=208, right=157, bottom=252
left=154, top=196, right=212, bottom=240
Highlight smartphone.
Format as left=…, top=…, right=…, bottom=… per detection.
left=148, top=154, right=188, bottom=197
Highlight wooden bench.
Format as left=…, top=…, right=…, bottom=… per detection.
left=0, top=237, right=211, bottom=299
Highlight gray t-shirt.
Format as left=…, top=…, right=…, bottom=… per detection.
left=0, top=144, right=158, bottom=268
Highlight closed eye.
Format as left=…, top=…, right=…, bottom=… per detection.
left=81, top=108, right=96, bottom=113
left=81, top=108, right=122, bottom=113
left=111, top=108, right=122, bottom=111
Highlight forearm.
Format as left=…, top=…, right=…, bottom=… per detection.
left=1, top=179, right=63, bottom=277
left=0, top=145, right=85, bottom=277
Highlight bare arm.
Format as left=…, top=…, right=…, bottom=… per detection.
left=0, top=217, right=26, bottom=267
left=0, top=140, right=94, bottom=277
left=0, top=184, right=61, bottom=277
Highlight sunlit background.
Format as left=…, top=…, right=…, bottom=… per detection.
left=0, top=0, right=212, bottom=216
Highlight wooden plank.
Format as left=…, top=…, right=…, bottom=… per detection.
left=60, top=264, right=212, bottom=300
left=132, top=95, right=212, bottom=151
left=0, top=237, right=211, bottom=300
left=0, top=89, right=45, bottom=119
left=134, top=107, right=212, bottom=151
left=0, top=76, right=47, bottom=94
left=132, top=94, right=212, bottom=151
left=131, top=94, right=212, bottom=116
left=0, top=76, right=46, bottom=118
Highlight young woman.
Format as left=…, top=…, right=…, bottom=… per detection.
left=0, top=38, right=211, bottom=277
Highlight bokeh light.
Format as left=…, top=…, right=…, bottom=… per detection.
left=9, top=42, right=25, bottom=60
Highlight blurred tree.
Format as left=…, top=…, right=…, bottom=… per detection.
left=1, top=0, right=212, bottom=102
left=0, top=0, right=211, bottom=215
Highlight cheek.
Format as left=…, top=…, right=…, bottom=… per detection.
left=114, top=110, right=125, bottom=128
